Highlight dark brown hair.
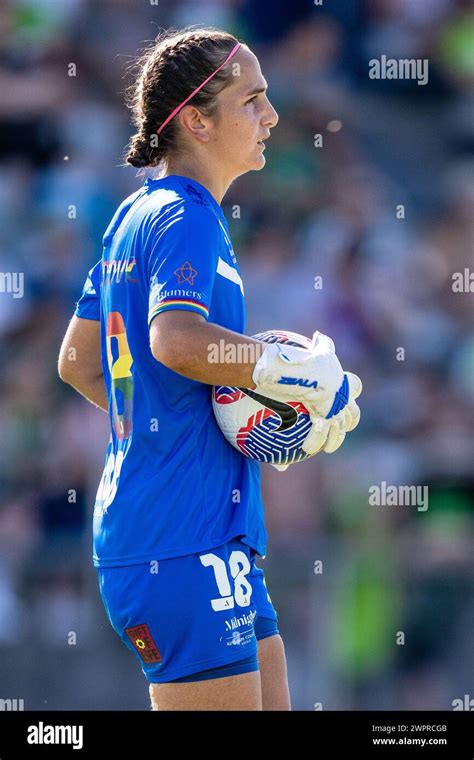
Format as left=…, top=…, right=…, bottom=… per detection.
left=125, top=26, right=241, bottom=169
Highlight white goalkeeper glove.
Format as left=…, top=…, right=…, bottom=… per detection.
left=252, top=330, right=354, bottom=419
left=270, top=387, right=361, bottom=471
left=301, top=373, right=361, bottom=455
left=272, top=380, right=362, bottom=472
left=252, top=331, right=362, bottom=460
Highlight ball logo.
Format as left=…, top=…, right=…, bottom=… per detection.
left=240, top=388, right=298, bottom=432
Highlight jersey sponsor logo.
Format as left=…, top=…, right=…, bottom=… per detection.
left=125, top=624, right=162, bottom=664
left=156, top=288, right=203, bottom=302
left=174, top=260, right=198, bottom=285
left=227, top=630, right=254, bottom=646
left=184, top=182, right=207, bottom=206
left=224, top=609, right=257, bottom=632
left=148, top=283, right=209, bottom=322
left=224, top=628, right=255, bottom=647
left=277, top=377, right=318, bottom=389
left=103, top=258, right=137, bottom=284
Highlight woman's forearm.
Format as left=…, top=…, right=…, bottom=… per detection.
left=67, top=374, right=109, bottom=412
left=157, top=321, right=266, bottom=386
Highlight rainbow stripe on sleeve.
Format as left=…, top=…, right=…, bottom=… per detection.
left=148, top=297, right=209, bottom=322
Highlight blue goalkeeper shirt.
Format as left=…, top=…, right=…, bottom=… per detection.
left=74, top=175, right=267, bottom=567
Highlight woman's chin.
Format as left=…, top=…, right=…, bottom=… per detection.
left=251, top=153, right=266, bottom=170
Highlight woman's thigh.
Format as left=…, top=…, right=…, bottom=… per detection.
left=149, top=669, right=262, bottom=710
left=258, top=633, right=291, bottom=710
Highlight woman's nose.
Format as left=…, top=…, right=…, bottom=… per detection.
left=265, top=102, right=279, bottom=128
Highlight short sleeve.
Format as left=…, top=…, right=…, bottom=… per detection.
left=74, top=260, right=101, bottom=321
left=147, top=205, right=221, bottom=327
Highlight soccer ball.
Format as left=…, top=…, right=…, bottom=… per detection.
left=212, top=330, right=314, bottom=467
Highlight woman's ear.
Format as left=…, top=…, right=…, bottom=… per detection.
left=179, top=105, right=211, bottom=144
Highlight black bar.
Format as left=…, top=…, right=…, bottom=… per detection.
left=0, top=710, right=472, bottom=757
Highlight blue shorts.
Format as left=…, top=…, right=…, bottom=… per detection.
left=97, top=537, right=279, bottom=683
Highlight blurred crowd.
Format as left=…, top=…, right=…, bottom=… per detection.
left=0, top=0, right=472, bottom=710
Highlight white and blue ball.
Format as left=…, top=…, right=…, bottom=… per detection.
left=212, top=330, right=314, bottom=466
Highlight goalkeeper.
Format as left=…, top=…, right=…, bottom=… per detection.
left=58, top=28, right=362, bottom=712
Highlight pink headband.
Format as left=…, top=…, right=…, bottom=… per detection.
left=156, top=41, right=242, bottom=135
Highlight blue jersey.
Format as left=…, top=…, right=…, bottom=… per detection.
left=74, top=175, right=267, bottom=567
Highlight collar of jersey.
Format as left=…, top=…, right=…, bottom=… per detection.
left=145, top=174, right=226, bottom=225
